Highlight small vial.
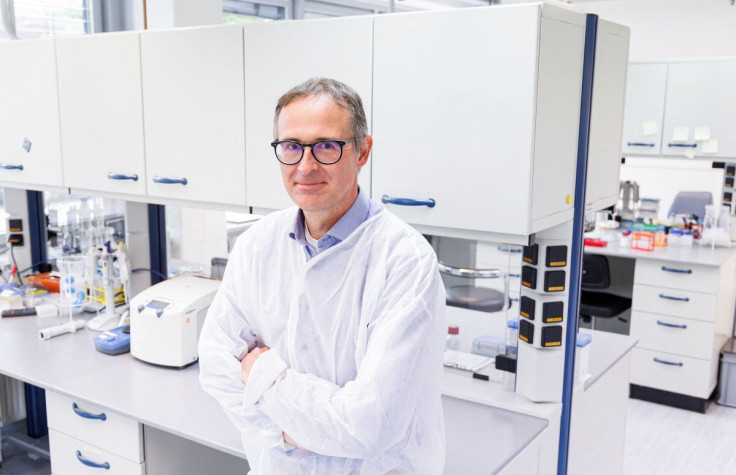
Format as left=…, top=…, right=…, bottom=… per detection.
left=654, top=225, right=667, bottom=247
left=446, top=325, right=460, bottom=351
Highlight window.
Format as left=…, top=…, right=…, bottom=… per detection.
left=9, top=0, right=91, bottom=39
left=222, top=0, right=288, bottom=23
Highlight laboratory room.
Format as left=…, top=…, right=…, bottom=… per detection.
left=0, top=0, right=734, bottom=474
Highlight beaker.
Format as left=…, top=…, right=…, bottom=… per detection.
left=57, top=256, right=87, bottom=316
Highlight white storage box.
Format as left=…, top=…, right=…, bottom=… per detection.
left=717, top=338, right=736, bottom=407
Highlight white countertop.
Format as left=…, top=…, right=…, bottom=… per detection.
left=585, top=241, right=736, bottom=266
left=0, top=313, right=549, bottom=474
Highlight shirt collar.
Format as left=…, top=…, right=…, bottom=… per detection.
left=288, top=187, right=371, bottom=253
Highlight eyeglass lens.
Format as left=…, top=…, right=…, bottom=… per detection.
left=276, top=141, right=343, bottom=164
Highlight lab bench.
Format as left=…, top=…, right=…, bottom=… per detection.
left=0, top=313, right=551, bottom=474
left=585, top=243, right=736, bottom=412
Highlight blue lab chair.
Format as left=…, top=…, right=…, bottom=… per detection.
left=668, top=191, right=713, bottom=219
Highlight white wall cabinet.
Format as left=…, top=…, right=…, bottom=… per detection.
left=620, top=63, right=668, bottom=156
left=0, top=39, right=64, bottom=190
left=372, top=5, right=586, bottom=242
left=586, top=19, right=630, bottom=212
left=243, top=17, right=373, bottom=213
left=661, top=61, right=736, bottom=159
left=56, top=32, right=147, bottom=198
left=140, top=25, right=246, bottom=206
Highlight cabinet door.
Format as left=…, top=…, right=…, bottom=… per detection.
left=141, top=25, right=246, bottom=205
left=586, top=20, right=629, bottom=211
left=662, top=61, right=736, bottom=158
left=243, top=17, right=373, bottom=212
left=373, top=8, right=540, bottom=236
left=0, top=39, right=63, bottom=188
left=620, top=63, right=667, bottom=156
left=57, top=33, right=146, bottom=197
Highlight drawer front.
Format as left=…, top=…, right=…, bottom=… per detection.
left=630, top=311, right=715, bottom=359
left=632, top=284, right=717, bottom=322
left=49, top=429, right=144, bottom=475
left=630, top=348, right=712, bottom=399
left=634, top=259, right=719, bottom=294
left=46, top=392, right=142, bottom=462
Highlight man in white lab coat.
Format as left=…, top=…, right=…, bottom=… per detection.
left=198, top=77, right=446, bottom=474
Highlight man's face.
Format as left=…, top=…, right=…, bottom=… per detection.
left=276, top=95, right=370, bottom=218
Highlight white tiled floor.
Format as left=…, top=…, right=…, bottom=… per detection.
left=624, top=399, right=736, bottom=474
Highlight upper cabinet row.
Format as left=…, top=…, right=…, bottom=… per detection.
left=0, top=5, right=627, bottom=240
left=622, top=60, right=736, bottom=159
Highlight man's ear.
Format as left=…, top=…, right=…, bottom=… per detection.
left=357, top=135, right=373, bottom=168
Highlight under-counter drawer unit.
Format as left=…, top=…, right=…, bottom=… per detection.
left=630, top=348, right=714, bottom=400
left=49, top=430, right=144, bottom=475
left=632, top=284, right=717, bottom=322
left=47, top=391, right=144, bottom=474
left=634, top=259, right=719, bottom=293
left=630, top=311, right=716, bottom=360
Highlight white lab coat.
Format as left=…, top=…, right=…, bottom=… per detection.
left=198, top=207, right=446, bottom=474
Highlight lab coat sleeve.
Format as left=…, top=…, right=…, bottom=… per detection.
left=255, top=249, right=445, bottom=459
left=198, top=234, right=292, bottom=452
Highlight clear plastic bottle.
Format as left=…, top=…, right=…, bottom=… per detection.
left=669, top=228, right=682, bottom=247
left=506, top=319, right=519, bottom=357
left=681, top=230, right=694, bottom=247
left=446, top=325, right=460, bottom=351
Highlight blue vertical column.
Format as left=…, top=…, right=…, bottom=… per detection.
left=25, top=190, right=48, bottom=438
left=557, top=13, right=598, bottom=474
left=148, top=204, right=167, bottom=284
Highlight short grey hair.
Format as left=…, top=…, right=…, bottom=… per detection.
left=273, top=77, right=368, bottom=153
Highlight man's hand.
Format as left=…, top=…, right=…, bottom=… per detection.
left=284, top=432, right=310, bottom=452
left=241, top=346, right=270, bottom=383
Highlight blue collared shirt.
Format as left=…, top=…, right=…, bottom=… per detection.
left=289, top=187, right=382, bottom=260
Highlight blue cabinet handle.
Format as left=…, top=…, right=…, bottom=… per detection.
left=661, top=266, right=692, bottom=274
left=0, top=163, right=23, bottom=170
left=76, top=450, right=110, bottom=470
left=657, top=320, right=687, bottom=329
left=107, top=172, right=138, bottom=181
left=627, top=142, right=655, bottom=147
left=497, top=246, right=522, bottom=253
left=659, top=294, right=690, bottom=302
left=381, top=195, right=435, bottom=208
left=72, top=402, right=107, bottom=421
left=509, top=273, right=521, bottom=278
left=667, top=143, right=697, bottom=148
left=653, top=357, right=683, bottom=367
left=153, top=176, right=187, bottom=185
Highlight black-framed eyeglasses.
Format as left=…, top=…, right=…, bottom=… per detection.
left=271, top=138, right=356, bottom=165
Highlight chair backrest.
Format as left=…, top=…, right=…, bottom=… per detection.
left=582, top=254, right=610, bottom=290
left=668, top=191, right=713, bottom=218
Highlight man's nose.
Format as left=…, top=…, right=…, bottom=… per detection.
left=297, top=146, right=320, bottom=174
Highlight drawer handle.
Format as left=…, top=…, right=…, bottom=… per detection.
left=0, top=163, right=23, bottom=170
left=107, top=172, right=139, bottom=181
left=661, top=266, right=692, bottom=274
left=153, top=176, right=188, bottom=185
left=72, top=402, right=107, bottom=421
left=653, top=357, right=684, bottom=367
left=497, top=246, right=522, bottom=253
left=76, top=450, right=111, bottom=470
left=510, top=297, right=520, bottom=302
left=658, top=293, right=690, bottom=302
left=509, top=273, right=521, bottom=278
left=667, top=143, right=697, bottom=148
left=381, top=195, right=435, bottom=208
left=656, top=320, right=688, bottom=329
left=627, top=142, right=655, bottom=147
